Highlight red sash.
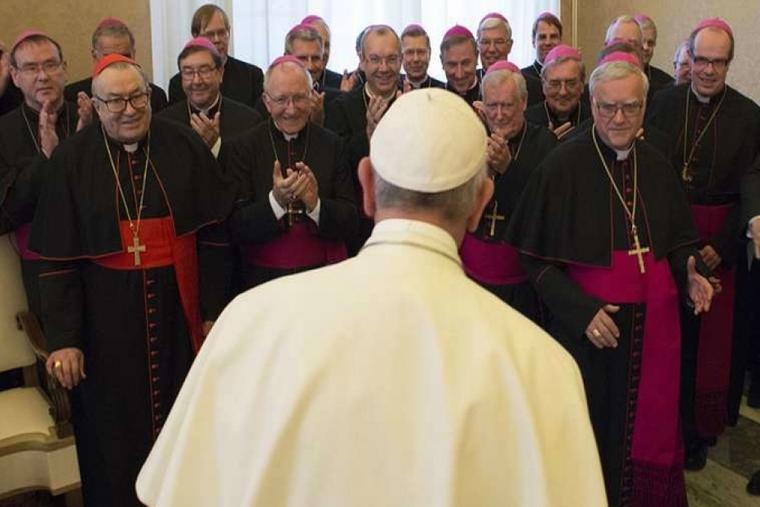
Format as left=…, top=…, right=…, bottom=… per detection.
left=241, top=221, right=347, bottom=269
left=14, top=223, right=40, bottom=261
left=569, top=251, right=686, bottom=506
left=93, top=218, right=204, bottom=354
left=460, top=233, right=527, bottom=284
left=690, top=203, right=735, bottom=437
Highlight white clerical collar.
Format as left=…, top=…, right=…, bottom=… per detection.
left=124, top=143, right=139, bottom=153
left=615, top=146, right=633, bottom=161
left=407, top=75, right=429, bottom=88
left=363, top=218, right=460, bottom=266
left=195, top=93, right=221, bottom=116
left=272, top=121, right=301, bottom=141
left=690, top=85, right=712, bottom=104
left=364, top=83, right=396, bottom=102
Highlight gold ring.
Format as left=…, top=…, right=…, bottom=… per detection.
left=53, top=360, right=63, bottom=369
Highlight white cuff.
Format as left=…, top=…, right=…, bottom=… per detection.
left=268, top=191, right=287, bottom=219
left=747, top=215, right=760, bottom=238
left=307, top=198, right=321, bottom=225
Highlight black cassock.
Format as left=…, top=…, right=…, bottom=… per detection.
left=221, top=120, right=357, bottom=290
left=326, top=86, right=397, bottom=254
left=524, top=99, right=591, bottom=138
left=650, top=83, right=760, bottom=442
left=461, top=122, right=556, bottom=323
left=507, top=130, right=702, bottom=506
left=645, top=64, right=674, bottom=93
left=168, top=55, right=264, bottom=109
left=158, top=95, right=263, bottom=142
left=28, top=117, right=234, bottom=507
left=520, top=61, right=547, bottom=105
left=65, top=78, right=169, bottom=113
left=0, top=102, right=80, bottom=317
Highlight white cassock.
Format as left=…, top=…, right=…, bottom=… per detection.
left=136, top=219, right=607, bottom=507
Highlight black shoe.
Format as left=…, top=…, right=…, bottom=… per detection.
left=684, top=444, right=708, bottom=471
left=747, top=470, right=760, bottom=495
left=748, top=385, right=760, bottom=408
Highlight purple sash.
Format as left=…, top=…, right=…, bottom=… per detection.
left=460, top=233, right=527, bottom=285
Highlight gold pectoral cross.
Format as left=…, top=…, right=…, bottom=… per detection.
left=628, top=227, right=650, bottom=274
left=484, top=201, right=506, bottom=237
left=286, top=203, right=304, bottom=227
left=128, top=234, right=146, bottom=266
left=681, top=163, right=693, bottom=182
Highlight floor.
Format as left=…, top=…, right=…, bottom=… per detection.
left=686, top=397, right=760, bottom=506
left=3, top=403, right=760, bottom=506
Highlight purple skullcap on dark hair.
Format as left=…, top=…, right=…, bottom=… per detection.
left=443, top=24, right=474, bottom=40
left=97, top=17, right=128, bottom=30
left=694, top=17, right=733, bottom=37
left=93, top=53, right=139, bottom=77
left=11, top=29, right=48, bottom=52
left=544, top=44, right=581, bottom=65
left=183, top=36, right=220, bottom=58
left=402, top=23, right=425, bottom=33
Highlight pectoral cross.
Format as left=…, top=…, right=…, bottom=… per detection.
left=286, top=204, right=304, bottom=227
left=128, top=235, right=146, bottom=266
left=627, top=226, right=650, bottom=274
left=484, top=201, right=505, bottom=237
left=681, top=163, right=693, bottom=182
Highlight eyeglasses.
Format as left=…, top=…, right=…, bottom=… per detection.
left=200, top=29, right=229, bottom=41
left=15, top=60, right=63, bottom=76
left=691, top=56, right=729, bottom=71
left=180, top=65, right=218, bottom=79
left=478, top=38, right=509, bottom=48
left=484, top=101, right=518, bottom=114
left=94, top=92, right=150, bottom=113
left=545, top=78, right=581, bottom=92
left=595, top=101, right=643, bottom=118
left=265, top=92, right=311, bottom=108
left=365, top=54, right=400, bottom=66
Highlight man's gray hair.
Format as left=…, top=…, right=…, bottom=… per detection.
left=541, top=56, right=586, bottom=83
left=374, top=169, right=487, bottom=223
left=481, top=69, right=528, bottom=102
left=589, top=60, right=649, bottom=99
left=284, top=25, right=323, bottom=54
left=477, top=17, right=512, bottom=40
left=604, top=15, right=643, bottom=45
left=263, top=60, right=313, bottom=94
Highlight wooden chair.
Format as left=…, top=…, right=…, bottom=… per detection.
left=0, top=233, right=81, bottom=504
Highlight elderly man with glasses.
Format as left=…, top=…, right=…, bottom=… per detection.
left=508, top=57, right=715, bottom=506
left=160, top=37, right=261, bottom=156
left=649, top=18, right=760, bottom=471
left=28, top=53, right=234, bottom=507
left=221, top=56, right=357, bottom=291
left=168, top=3, right=263, bottom=108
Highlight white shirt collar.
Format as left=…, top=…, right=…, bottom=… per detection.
left=364, top=218, right=460, bottom=265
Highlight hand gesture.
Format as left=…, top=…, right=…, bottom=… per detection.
left=687, top=255, right=714, bottom=315
left=699, top=244, right=721, bottom=271
left=552, top=121, right=574, bottom=140
left=272, top=160, right=300, bottom=208
left=486, top=132, right=512, bottom=175
left=39, top=99, right=59, bottom=158
left=750, top=218, right=760, bottom=259
left=76, top=91, right=93, bottom=131
left=293, top=162, right=319, bottom=212
left=585, top=304, right=620, bottom=348
left=309, top=91, right=325, bottom=126
left=365, top=93, right=395, bottom=140
left=190, top=111, right=221, bottom=148
left=340, top=69, right=358, bottom=92
left=46, top=347, right=86, bottom=390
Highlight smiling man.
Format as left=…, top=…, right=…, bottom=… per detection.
left=649, top=18, right=760, bottom=471
left=29, top=54, right=234, bottom=507
left=159, top=37, right=261, bottom=156
left=400, top=24, right=444, bottom=89
left=520, top=11, right=563, bottom=100
left=508, top=59, right=715, bottom=506
left=168, top=4, right=263, bottom=108
left=441, top=25, right=480, bottom=106
left=326, top=24, right=401, bottom=253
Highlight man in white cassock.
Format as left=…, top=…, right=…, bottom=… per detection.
left=135, top=88, right=606, bottom=507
